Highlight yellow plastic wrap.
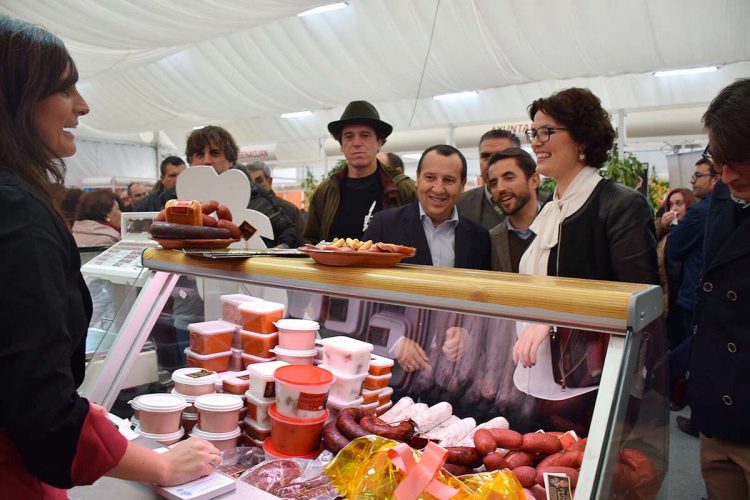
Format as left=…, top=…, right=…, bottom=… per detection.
left=324, top=436, right=524, bottom=499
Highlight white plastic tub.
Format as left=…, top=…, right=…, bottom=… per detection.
left=274, top=319, right=319, bottom=350
left=135, top=426, right=185, bottom=446
left=244, top=391, right=274, bottom=428
left=274, top=365, right=334, bottom=419
left=247, top=360, right=289, bottom=400
left=270, top=346, right=316, bottom=365
left=131, top=393, right=188, bottom=435
left=194, top=393, right=244, bottom=433
left=320, top=364, right=366, bottom=402
left=319, top=336, right=373, bottom=375
left=191, top=426, right=241, bottom=451
left=171, top=367, right=218, bottom=397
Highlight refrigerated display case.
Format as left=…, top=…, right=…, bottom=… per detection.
left=81, top=248, right=668, bottom=499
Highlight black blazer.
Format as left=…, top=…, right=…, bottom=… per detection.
left=363, top=201, right=491, bottom=270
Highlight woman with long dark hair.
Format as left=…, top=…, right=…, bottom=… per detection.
left=0, top=16, right=219, bottom=496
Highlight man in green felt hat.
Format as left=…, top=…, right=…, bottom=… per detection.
left=303, top=100, right=416, bottom=244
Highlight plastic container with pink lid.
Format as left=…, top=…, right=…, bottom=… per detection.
left=185, top=348, right=232, bottom=373
left=238, top=301, right=285, bottom=334
left=320, top=364, right=366, bottom=402
left=220, top=294, right=261, bottom=325
left=135, top=426, right=185, bottom=446
left=188, top=320, right=237, bottom=355
left=274, top=319, right=319, bottom=350
left=244, top=390, right=274, bottom=427
left=130, top=393, right=188, bottom=435
left=274, top=365, right=334, bottom=419
left=270, top=346, right=316, bottom=365
left=194, top=393, right=244, bottom=433
left=191, top=426, right=241, bottom=451
left=247, top=360, right=288, bottom=400
left=319, top=336, right=373, bottom=375
left=171, top=368, right=218, bottom=397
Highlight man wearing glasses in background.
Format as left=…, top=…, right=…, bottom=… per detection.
left=676, top=78, right=750, bottom=499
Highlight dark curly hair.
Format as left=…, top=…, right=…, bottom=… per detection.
left=528, top=88, right=615, bottom=168
left=185, top=125, right=238, bottom=165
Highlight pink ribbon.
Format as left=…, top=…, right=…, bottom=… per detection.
left=388, top=442, right=459, bottom=500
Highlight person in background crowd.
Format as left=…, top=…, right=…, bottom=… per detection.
left=125, top=181, right=148, bottom=210
left=133, top=156, right=186, bottom=211
left=71, top=189, right=123, bottom=247
left=304, top=100, right=416, bottom=244
left=486, top=148, right=544, bottom=273
left=681, top=78, right=750, bottom=499
left=513, top=87, right=658, bottom=435
left=377, top=151, right=405, bottom=174
left=667, top=159, right=719, bottom=436
left=186, top=125, right=297, bottom=248
left=58, top=186, right=84, bottom=229
left=0, top=16, right=218, bottom=497
left=241, top=160, right=305, bottom=244
left=456, top=128, right=520, bottom=230
left=656, top=188, right=695, bottom=349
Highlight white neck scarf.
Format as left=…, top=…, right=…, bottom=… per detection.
left=519, top=167, right=603, bottom=276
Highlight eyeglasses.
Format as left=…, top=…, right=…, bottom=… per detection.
left=690, top=173, right=715, bottom=181
left=703, top=145, right=750, bottom=169
left=525, top=126, right=569, bottom=144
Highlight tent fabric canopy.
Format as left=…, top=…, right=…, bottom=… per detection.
left=2, top=0, right=749, bottom=161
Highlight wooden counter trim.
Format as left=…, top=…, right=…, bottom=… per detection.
left=142, top=249, right=659, bottom=332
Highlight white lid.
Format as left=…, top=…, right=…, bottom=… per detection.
left=379, top=387, right=394, bottom=397
left=220, top=294, right=260, bottom=306
left=172, top=368, right=219, bottom=386
left=244, top=390, right=274, bottom=408
left=187, top=320, right=237, bottom=335
left=319, top=336, right=374, bottom=354
left=184, top=347, right=232, bottom=360
left=327, top=396, right=363, bottom=410
left=132, top=393, right=188, bottom=413
left=319, top=364, right=368, bottom=380
left=238, top=301, right=285, bottom=313
left=361, top=387, right=380, bottom=396
left=361, top=400, right=379, bottom=409
left=194, top=393, right=244, bottom=412
left=243, top=415, right=272, bottom=432
left=182, top=412, right=198, bottom=421
left=135, top=425, right=185, bottom=441
left=271, top=346, right=317, bottom=357
left=241, top=351, right=276, bottom=362
left=274, top=319, right=320, bottom=331
left=170, top=388, right=197, bottom=403
left=247, top=360, right=289, bottom=379
left=239, top=329, right=278, bottom=338
left=369, top=353, right=395, bottom=368
left=366, top=372, right=393, bottom=381
left=192, top=426, right=241, bottom=440
left=376, top=401, right=393, bottom=411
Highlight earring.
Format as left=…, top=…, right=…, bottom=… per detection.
left=106, top=217, right=111, bottom=222
left=578, top=152, right=585, bottom=161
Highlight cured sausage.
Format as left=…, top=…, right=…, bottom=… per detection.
left=216, top=204, right=232, bottom=221
left=437, top=417, right=476, bottom=447
left=565, top=437, right=587, bottom=452
left=412, top=402, right=452, bottom=433
left=425, top=415, right=460, bottom=440
left=442, top=463, right=473, bottom=477
left=489, top=429, right=523, bottom=450
left=458, top=416, right=510, bottom=446
left=201, top=214, right=218, bottom=227
left=522, top=433, right=562, bottom=455
left=155, top=211, right=166, bottom=221
left=358, top=414, right=415, bottom=442
left=482, top=452, right=511, bottom=471
left=200, top=200, right=219, bottom=215
left=535, top=466, right=579, bottom=488
left=511, top=466, right=537, bottom=488
left=149, top=221, right=231, bottom=240
left=505, top=451, right=534, bottom=469
left=321, top=421, right=350, bottom=454
left=472, top=429, right=497, bottom=456
left=216, top=219, right=241, bottom=239
left=336, top=408, right=369, bottom=440
left=444, top=447, right=482, bottom=468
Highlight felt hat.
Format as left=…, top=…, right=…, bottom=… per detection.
left=327, top=100, right=393, bottom=140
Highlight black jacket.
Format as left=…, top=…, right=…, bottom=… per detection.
left=549, top=179, right=659, bottom=285
left=687, top=182, right=750, bottom=442
left=363, top=201, right=491, bottom=270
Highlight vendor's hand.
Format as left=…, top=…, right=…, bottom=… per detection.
left=513, top=323, right=551, bottom=368
left=442, top=327, right=469, bottom=362
left=395, top=338, right=431, bottom=372
left=158, top=437, right=222, bottom=486
left=660, top=211, right=676, bottom=227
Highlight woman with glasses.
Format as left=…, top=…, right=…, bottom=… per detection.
left=0, top=17, right=219, bottom=496
left=512, top=87, right=659, bottom=435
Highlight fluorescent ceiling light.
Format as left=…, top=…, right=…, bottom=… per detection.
left=281, top=111, right=313, bottom=119
left=298, top=2, right=348, bottom=17
left=403, top=153, right=422, bottom=160
left=654, top=66, right=718, bottom=77
left=433, top=90, right=478, bottom=101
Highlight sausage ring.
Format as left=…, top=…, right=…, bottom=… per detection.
left=336, top=408, right=370, bottom=440
left=359, top=414, right=415, bottom=442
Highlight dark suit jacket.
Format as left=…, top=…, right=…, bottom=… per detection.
left=686, top=182, right=750, bottom=442
left=667, top=196, right=710, bottom=310
left=363, top=201, right=491, bottom=270
left=456, top=186, right=505, bottom=231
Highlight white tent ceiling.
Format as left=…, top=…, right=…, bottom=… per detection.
left=2, top=0, right=749, bottom=164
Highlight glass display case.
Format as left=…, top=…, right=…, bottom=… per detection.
left=82, top=248, right=668, bottom=499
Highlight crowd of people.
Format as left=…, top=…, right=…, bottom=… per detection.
left=1, top=13, right=749, bottom=499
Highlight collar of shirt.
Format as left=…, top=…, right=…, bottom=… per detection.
left=731, top=194, right=750, bottom=207
left=418, top=203, right=459, bottom=267
left=504, top=201, right=542, bottom=240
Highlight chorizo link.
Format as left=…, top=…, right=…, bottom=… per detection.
left=336, top=408, right=369, bottom=440
left=444, top=447, right=482, bottom=468
left=358, top=414, right=415, bottom=442
left=322, top=421, right=350, bottom=454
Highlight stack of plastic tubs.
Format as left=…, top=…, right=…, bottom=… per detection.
left=362, top=353, right=395, bottom=415
left=241, top=360, right=288, bottom=447
left=184, top=320, right=238, bottom=372
left=269, top=319, right=319, bottom=365
left=190, top=393, right=243, bottom=451
left=319, top=336, right=374, bottom=417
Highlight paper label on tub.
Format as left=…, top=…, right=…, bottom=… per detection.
left=186, top=369, right=215, bottom=379
left=297, top=392, right=327, bottom=411
left=264, top=381, right=275, bottom=399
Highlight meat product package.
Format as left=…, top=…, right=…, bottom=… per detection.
left=425, top=415, right=460, bottom=440
left=238, top=459, right=304, bottom=493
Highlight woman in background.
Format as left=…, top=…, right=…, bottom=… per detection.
left=72, top=188, right=122, bottom=247
left=0, top=16, right=218, bottom=497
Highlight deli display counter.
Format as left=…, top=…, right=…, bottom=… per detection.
left=81, top=248, right=668, bottom=499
